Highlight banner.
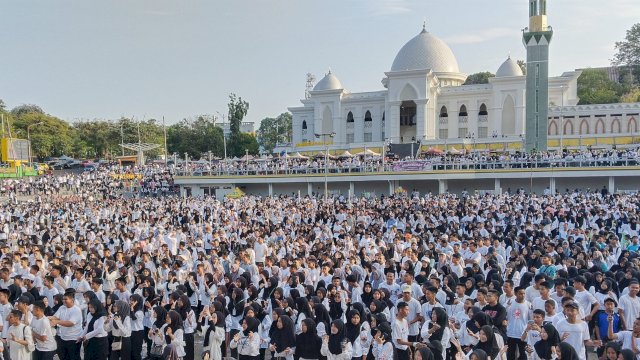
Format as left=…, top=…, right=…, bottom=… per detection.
left=392, top=161, right=433, bottom=172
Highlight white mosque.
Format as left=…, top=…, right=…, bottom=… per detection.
left=288, top=23, right=640, bottom=152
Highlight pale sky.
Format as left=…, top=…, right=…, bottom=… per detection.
left=0, top=0, right=638, bottom=126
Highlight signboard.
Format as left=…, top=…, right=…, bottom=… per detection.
left=392, top=161, right=433, bottom=172
left=1, top=138, right=30, bottom=162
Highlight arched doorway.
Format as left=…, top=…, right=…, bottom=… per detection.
left=400, top=100, right=417, bottom=142
left=501, top=96, right=515, bottom=136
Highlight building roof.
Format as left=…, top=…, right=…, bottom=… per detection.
left=496, top=56, right=523, bottom=77
left=313, top=71, right=343, bottom=91
left=390, top=27, right=460, bottom=73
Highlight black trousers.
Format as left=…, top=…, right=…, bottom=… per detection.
left=131, top=330, right=144, bottom=360
left=110, top=336, right=132, bottom=360
left=85, top=337, right=109, bottom=360
left=144, top=327, right=152, bottom=356
left=33, top=350, right=56, bottom=360
left=395, top=348, right=410, bottom=360
left=184, top=332, right=194, bottom=360
left=58, top=339, right=82, bottom=360
left=507, top=337, right=527, bottom=360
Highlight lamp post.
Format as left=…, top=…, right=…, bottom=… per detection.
left=184, top=152, right=188, bottom=175
left=382, top=138, right=389, bottom=172
left=27, top=122, right=43, bottom=166
left=315, top=132, right=335, bottom=200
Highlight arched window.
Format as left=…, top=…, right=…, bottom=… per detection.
left=563, top=120, right=574, bottom=135
left=478, top=104, right=488, bottom=116
left=459, top=105, right=468, bottom=117
left=611, top=118, right=621, bottom=133
left=364, top=111, right=372, bottom=122
left=440, top=106, right=448, bottom=117
left=579, top=119, right=590, bottom=135
left=347, top=111, right=354, bottom=123
left=628, top=118, right=638, bottom=133
left=548, top=120, right=558, bottom=135
left=595, top=119, right=605, bottom=134
left=302, top=120, right=307, bottom=130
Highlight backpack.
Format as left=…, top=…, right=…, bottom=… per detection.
left=22, top=325, right=35, bottom=353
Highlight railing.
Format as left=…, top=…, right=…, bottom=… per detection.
left=458, top=116, right=468, bottom=124
left=177, top=157, right=640, bottom=177
left=478, top=115, right=488, bottom=123
left=364, top=122, right=373, bottom=128
left=347, top=123, right=355, bottom=129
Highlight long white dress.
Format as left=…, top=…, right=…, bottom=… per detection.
left=205, top=327, right=225, bottom=360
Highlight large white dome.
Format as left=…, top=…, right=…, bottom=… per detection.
left=313, top=71, right=343, bottom=91
left=496, top=56, right=523, bottom=77
left=391, top=28, right=460, bottom=73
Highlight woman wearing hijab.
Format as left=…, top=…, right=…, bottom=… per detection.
left=344, top=308, right=371, bottom=360
left=107, top=300, right=132, bottom=360
left=269, top=315, right=296, bottom=360
left=314, top=303, right=332, bottom=337
left=295, top=318, right=322, bottom=360
left=295, top=297, right=313, bottom=335
left=533, top=323, right=561, bottom=360
left=148, top=307, right=168, bottom=360
left=230, top=317, right=261, bottom=360
left=81, top=298, right=109, bottom=360
left=228, top=287, right=246, bottom=357
left=177, top=295, right=196, bottom=360
left=361, top=282, right=374, bottom=308
left=619, top=349, right=636, bottom=360
left=421, top=307, right=449, bottom=360
left=371, top=322, right=393, bottom=360
left=321, top=320, right=353, bottom=360
left=203, top=312, right=225, bottom=360
left=473, top=326, right=499, bottom=360
left=129, top=294, right=145, bottom=360
left=557, top=342, right=579, bottom=360
left=161, top=310, right=185, bottom=360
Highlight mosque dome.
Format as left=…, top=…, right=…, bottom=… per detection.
left=313, top=71, right=343, bottom=91
left=391, top=27, right=460, bottom=73
left=496, top=56, right=524, bottom=77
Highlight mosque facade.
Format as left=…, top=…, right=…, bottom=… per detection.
left=288, top=1, right=640, bottom=152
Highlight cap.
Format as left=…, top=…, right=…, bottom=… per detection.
left=402, top=285, right=412, bottom=293
left=564, top=301, right=580, bottom=310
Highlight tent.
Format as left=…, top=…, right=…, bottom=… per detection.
left=355, top=149, right=380, bottom=157
left=448, top=147, right=463, bottom=155
left=425, top=147, right=444, bottom=155
left=338, top=150, right=354, bottom=158
left=293, top=152, right=309, bottom=159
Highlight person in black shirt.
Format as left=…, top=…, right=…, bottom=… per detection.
left=482, top=290, right=507, bottom=336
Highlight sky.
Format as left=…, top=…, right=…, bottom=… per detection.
left=0, top=0, right=638, bottom=127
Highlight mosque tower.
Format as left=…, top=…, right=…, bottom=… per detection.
left=523, top=0, right=553, bottom=151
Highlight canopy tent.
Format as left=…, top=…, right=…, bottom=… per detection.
left=448, top=147, right=463, bottom=155
left=313, top=152, right=337, bottom=159
left=425, top=147, right=444, bottom=155
left=293, top=152, right=309, bottom=159
left=355, top=149, right=380, bottom=157
left=338, top=150, right=354, bottom=158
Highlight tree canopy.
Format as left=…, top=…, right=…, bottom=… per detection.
left=257, top=112, right=292, bottom=153
left=577, top=69, right=624, bottom=105
left=463, top=72, right=495, bottom=85
left=613, top=23, right=640, bottom=67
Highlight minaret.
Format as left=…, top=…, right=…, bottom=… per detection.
left=523, top=0, right=552, bottom=151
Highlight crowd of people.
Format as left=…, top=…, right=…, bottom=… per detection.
left=0, top=165, right=639, bottom=360
left=178, top=148, right=640, bottom=176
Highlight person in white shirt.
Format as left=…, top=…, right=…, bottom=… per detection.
left=7, top=310, right=34, bottom=360
left=129, top=295, right=145, bottom=360
left=231, top=317, right=261, bottom=360
left=555, top=301, right=601, bottom=360
left=619, top=280, right=640, bottom=331
left=49, top=292, right=83, bottom=360
left=30, top=300, right=57, bottom=360
left=162, top=310, right=186, bottom=359
left=505, top=286, right=531, bottom=360
left=77, top=299, right=107, bottom=360
left=106, top=300, right=132, bottom=360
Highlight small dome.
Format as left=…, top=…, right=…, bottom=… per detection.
left=313, top=71, right=343, bottom=91
left=496, top=57, right=523, bottom=77
left=391, top=27, right=459, bottom=73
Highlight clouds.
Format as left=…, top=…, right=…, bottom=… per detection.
left=366, top=0, right=412, bottom=17
left=443, top=27, right=514, bottom=45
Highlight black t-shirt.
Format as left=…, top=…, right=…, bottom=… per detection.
left=482, top=303, right=507, bottom=335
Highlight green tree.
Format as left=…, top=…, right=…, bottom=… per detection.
left=621, top=87, right=640, bottom=103
left=227, top=93, right=249, bottom=136
left=577, top=68, right=623, bottom=105
left=233, top=132, right=260, bottom=156
left=517, top=60, right=527, bottom=75
left=10, top=104, right=44, bottom=117
left=463, top=72, right=495, bottom=85
left=167, top=116, right=224, bottom=159
left=0, top=99, right=5, bottom=111
left=257, top=112, right=292, bottom=153
left=613, top=23, right=640, bottom=67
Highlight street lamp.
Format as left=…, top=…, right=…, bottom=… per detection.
left=27, top=122, right=43, bottom=166
left=315, top=132, right=335, bottom=200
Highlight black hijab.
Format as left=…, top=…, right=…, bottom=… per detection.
left=429, top=307, right=448, bottom=341
left=558, top=342, right=580, bottom=360
left=344, top=309, right=362, bottom=344
left=271, top=315, right=296, bottom=353
left=328, top=319, right=347, bottom=355
left=473, top=325, right=499, bottom=360
left=243, top=317, right=260, bottom=336
left=533, top=323, right=561, bottom=360
left=295, top=318, right=322, bottom=359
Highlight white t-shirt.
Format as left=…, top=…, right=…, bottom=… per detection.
left=506, top=301, right=531, bottom=339
left=616, top=331, right=640, bottom=360
left=53, top=305, right=83, bottom=341
left=574, top=290, right=597, bottom=319
left=392, top=318, right=409, bottom=351
left=619, top=294, right=640, bottom=329
left=555, top=319, right=589, bottom=360
left=30, top=316, right=57, bottom=352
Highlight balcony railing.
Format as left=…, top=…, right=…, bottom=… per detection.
left=177, top=157, right=640, bottom=177
left=458, top=116, right=468, bottom=124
